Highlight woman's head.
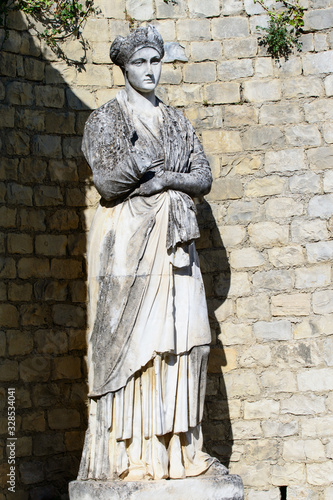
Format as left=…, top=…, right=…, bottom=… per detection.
left=110, top=25, right=164, bottom=70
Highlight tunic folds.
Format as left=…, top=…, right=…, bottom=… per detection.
left=79, top=90, right=214, bottom=479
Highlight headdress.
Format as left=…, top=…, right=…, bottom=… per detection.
left=110, top=25, right=164, bottom=68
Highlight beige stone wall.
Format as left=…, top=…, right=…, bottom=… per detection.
left=1, top=0, right=333, bottom=498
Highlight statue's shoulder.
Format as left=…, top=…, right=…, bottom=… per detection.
left=161, top=101, right=193, bottom=130
left=85, top=97, right=121, bottom=129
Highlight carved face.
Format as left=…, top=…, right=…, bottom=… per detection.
left=124, top=47, right=162, bottom=93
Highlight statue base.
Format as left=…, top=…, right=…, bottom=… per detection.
left=69, top=473, right=244, bottom=500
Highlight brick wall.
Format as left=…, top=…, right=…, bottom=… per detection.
left=1, top=1, right=333, bottom=499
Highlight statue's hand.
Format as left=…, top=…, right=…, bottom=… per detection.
left=130, top=170, right=166, bottom=198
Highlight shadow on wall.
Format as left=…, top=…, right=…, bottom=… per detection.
left=0, top=14, right=94, bottom=499
left=0, top=13, right=232, bottom=498
left=196, top=201, right=233, bottom=468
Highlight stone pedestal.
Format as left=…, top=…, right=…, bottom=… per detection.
left=69, top=473, right=244, bottom=500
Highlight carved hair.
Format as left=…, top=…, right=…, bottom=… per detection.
left=110, top=25, right=164, bottom=68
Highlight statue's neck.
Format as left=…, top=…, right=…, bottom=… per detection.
left=125, top=81, right=158, bottom=115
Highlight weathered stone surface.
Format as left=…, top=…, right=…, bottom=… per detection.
left=205, top=82, right=240, bottom=104
left=271, top=463, right=305, bottom=486
left=244, top=400, right=279, bottom=420
left=265, top=197, right=303, bottom=219
left=281, top=394, right=326, bottom=416
left=219, top=323, right=253, bottom=346
left=291, top=219, right=328, bottom=242
left=156, top=0, right=186, bottom=19
left=225, top=106, right=258, bottom=127
left=243, top=80, right=281, bottom=102
left=247, top=489, right=280, bottom=500
left=295, top=265, right=331, bottom=288
left=212, top=17, right=249, bottom=39
left=253, top=319, right=291, bottom=346
left=259, top=103, right=302, bottom=125
left=239, top=345, right=271, bottom=368
left=226, top=200, right=263, bottom=224
left=188, top=0, right=220, bottom=18
left=265, top=148, right=305, bottom=173
left=307, top=146, right=333, bottom=170
left=70, top=474, right=244, bottom=500
left=223, top=38, right=257, bottom=59
left=191, top=41, right=222, bottom=61
left=306, top=240, right=333, bottom=262
left=176, top=19, right=211, bottom=41
left=304, top=99, right=333, bottom=122
left=304, top=8, right=333, bottom=31
left=268, top=245, right=305, bottom=268
left=245, top=176, right=286, bottom=198
left=48, top=408, right=81, bottom=429
left=52, top=304, right=85, bottom=327
left=308, top=194, right=333, bottom=218
left=313, top=290, right=333, bottom=314
left=20, top=357, right=50, bottom=382
left=261, top=369, right=297, bottom=392
left=202, top=130, right=242, bottom=153
left=289, top=172, right=321, bottom=194
left=307, top=462, right=333, bottom=486
left=303, top=51, right=333, bottom=75
left=282, top=77, right=324, bottom=98
left=184, top=62, right=216, bottom=83
left=272, top=294, right=311, bottom=316
left=230, top=247, right=265, bottom=269
left=236, top=295, right=270, bottom=321
left=243, top=126, right=284, bottom=150
left=207, top=177, right=243, bottom=201
left=286, top=124, right=321, bottom=147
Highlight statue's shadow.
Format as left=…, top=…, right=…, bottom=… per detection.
left=196, top=200, right=233, bottom=469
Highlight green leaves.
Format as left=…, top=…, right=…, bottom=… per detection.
left=255, top=0, right=304, bottom=61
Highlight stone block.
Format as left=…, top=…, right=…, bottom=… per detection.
left=226, top=200, right=263, bottom=224
left=217, top=59, right=253, bottom=81
left=49, top=160, right=78, bottom=183
left=35, top=86, right=64, bottom=108
left=151, top=20, right=176, bottom=42
left=166, top=84, right=202, bottom=106
left=34, top=185, right=63, bottom=206
left=230, top=247, right=265, bottom=269
left=212, top=17, right=249, bottom=39
left=202, top=129, right=242, bottom=153
left=7, top=183, right=33, bottom=206
left=48, top=209, right=79, bottom=231
left=6, top=130, right=30, bottom=155
left=322, top=122, right=333, bottom=144
left=0, top=257, right=16, bottom=278
left=185, top=107, right=222, bottom=130
left=286, top=124, right=321, bottom=147
left=248, top=489, right=280, bottom=500
left=52, top=357, right=81, bottom=380
left=7, top=81, right=33, bottom=105
left=66, top=87, right=97, bottom=110
left=0, top=304, right=19, bottom=327
left=0, top=206, right=16, bottom=228
left=265, top=197, right=303, bottom=218
left=81, top=18, right=110, bottom=42
left=253, top=269, right=293, bottom=292
left=65, top=430, right=85, bottom=451
left=295, top=265, right=331, bottom=288
left=243, top=126, right=284, bottom=150
left=307, top=462, right=333, bottom=486
left=268, top=245, right=304, bottom=268
left=244, top=400, right=279, bottom=420
left=34, top=433, right=64, bottom=456
left=272, top=293, right=311, bottom=316
left=302, top=415, right=333, bottom=438
left=0, top=158, right=18, bottom=181
left=281, top=394, right=326, bottom=416
left=308, top=194, right=333, bottom=218
left=156, top=0, right=186, bottom=19
left=19, top=208, right=46, bottom=231
left=307, top=146, right=333, bottom=170
left=184, top=62, right=216, bottom=83
left=8, top=283, right=32, bottom=302
left=224, top=370, right=261, bottom=397
left=261, top=369, right=297, bottom=392
left=289, top=172, right=321, bottom=194
left=303, top=50, right=333, bottom=75
left=304, top=99, right=333, bottom=122
left=245, top=176, right=286, bottom=198
left=19, top=158, right=47, bottom=183
left=191, top=41, right=222, bottom=61
left=176, top=19, right=210, bottom=41
left=222, top=0, right=243, bottom=15
left=0, top=106, right=15, bottom=127
left=304, top=8, right=333, bottom=31
left=208, top=346, right=237, bottom=373
left=271, top=463, right=305, bottom=486
left=233, top=155, right=261, bottom=174
left=259, top=103, right=302, bottom=125
left=7, top=233, right=33, bottom=254
left=223, top=38, right=257, bottom=59
left=219, top=323, right=253, bottom=346
left=32, top=135, right=62, bottom=159
left=0, top=359, right=18, bottom=381
left=222, top=270, right=251, bottom=297
left=17, top=258, right=50, bottom=279
left=95, top=88, right=119, bottom=107
left=50, top=258, right=82, bottom=279
left=159, top=65, right=182, bottom=84
left=76, top=64, right=112, bottom=87
left=35, top=235, right=67, bottom=256
left=20, top=357, right=50, bottom=382
left=314, top=33, right=329, bottom=51
left=282, top=76, right=323, bottom=98
left=275, top=56, right=302, bottom=77
left=291, top=219, right=328, bottom=242
left=236, top=295, right=270, bottom=320
left=20, top=303, right=50, bottom=326
left=188, top=0, right=220, bottom=17
left=7, top=331, right=33, bottom=356
left=45, top=111, right=75, bottom=134
left=63, top=137, right=83, bottom=158
left=243, top=80, right=281, bottom=102
left=313, top=290, right=333, bottom=314
left=24, top=58, right=44, bottom=81
left=19, top=461, right=44, bottom=485
left=249, top=222, right=289, bottom=250
left=239, top=345, right=271, bottom=368
left=232, top=420, right=263, bottom=440
left=52, top=304, right=85, bottom=327
left=263, top=419, right=298, bottom=438
left=207, top=177, right=243, bottom=201
left=255, top=57, right=274, bottom=77
left=306, top=240, right=333, bottom=262
left=253, top=320, right=292, bottom=341
left=48, top=408, right=81, bottom=429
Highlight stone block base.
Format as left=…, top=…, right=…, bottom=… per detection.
left=69, top=474, right=244, bottom=500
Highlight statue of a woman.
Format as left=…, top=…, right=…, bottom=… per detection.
left=78, top=25, right=216, bottom=481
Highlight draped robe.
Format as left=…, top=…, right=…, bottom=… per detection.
left=78, top=90, right=214, bottom=480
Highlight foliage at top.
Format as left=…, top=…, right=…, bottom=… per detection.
left=0, top=0, right=94, bottom=59
left=255, top=0, right=304, bottom=61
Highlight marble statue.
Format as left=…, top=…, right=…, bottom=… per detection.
left=77, top=25, right=221, bottom=483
